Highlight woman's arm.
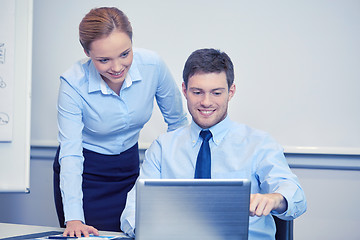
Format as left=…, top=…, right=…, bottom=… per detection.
left=154, top=56, right=188, bottom=131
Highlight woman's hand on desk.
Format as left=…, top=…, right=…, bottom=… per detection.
left=63, top=220, right=99, bottom=238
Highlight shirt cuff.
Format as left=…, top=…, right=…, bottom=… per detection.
left=64, top=203, right=85, bottom=224
left=120, top=218, right=135, bottom=238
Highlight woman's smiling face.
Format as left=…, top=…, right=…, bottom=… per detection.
left=86, top=30, right=133, bottom=93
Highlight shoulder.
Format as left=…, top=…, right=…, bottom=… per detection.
left=152, top=124, right=190, bottom=148
left=133, top=48, right=162, bottom=66
left=61, top=58, right=91, bottom=88
left=228, top=120, right=281, bottom=148
left=233, top=121, right=269, bottom=138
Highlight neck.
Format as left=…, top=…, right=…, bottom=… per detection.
left=103, top=77, right=124, bottom=95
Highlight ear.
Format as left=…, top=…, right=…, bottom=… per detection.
left=84, top=48, right=90, bottom=57
left=228, top=84, right=236, bottom=101
left=182, top=82, right=188, bottom=99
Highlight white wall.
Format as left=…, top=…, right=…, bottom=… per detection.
left=290, top=162, right=360, bottom=239
left=30, top=0, right=360, bottom=153
left=0, top=152, right=57, bottom=226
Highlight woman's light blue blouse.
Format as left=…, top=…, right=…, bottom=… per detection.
left=57, top=48, right=188, bottom=223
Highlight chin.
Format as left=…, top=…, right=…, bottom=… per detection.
left=196, top=121, right=214, bottom=129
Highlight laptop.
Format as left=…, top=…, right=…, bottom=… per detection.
left=135, top=179, right=251, bottom=240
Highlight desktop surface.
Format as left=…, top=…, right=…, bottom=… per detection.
left=0, top=223, right=129, bottom=239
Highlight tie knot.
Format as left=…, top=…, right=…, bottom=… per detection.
left=200, top=130, right=212, bottom=142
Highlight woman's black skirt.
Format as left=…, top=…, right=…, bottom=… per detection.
left=53, top=143, right=139, bottom=232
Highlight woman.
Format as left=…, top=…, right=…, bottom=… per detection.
left=53, top=7, right=187, bottom=237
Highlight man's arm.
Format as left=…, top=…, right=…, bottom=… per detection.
left=120, top=139, right=163, bottom=236
left=120, top=185, right=136, bottom=237
left=254, top=135, right=307, bottom=220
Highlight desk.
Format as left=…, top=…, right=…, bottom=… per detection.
left=0, top=223, right=128, bottom=239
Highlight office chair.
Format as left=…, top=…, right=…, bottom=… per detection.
left=273, top=215, right=293, bottom=240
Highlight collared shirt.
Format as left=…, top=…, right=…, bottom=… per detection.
left=121, top=116, right=307, bottom=240
left=57, top=48, right=188, bottom=223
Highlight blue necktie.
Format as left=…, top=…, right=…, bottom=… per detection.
left=195, top=130, right=212, bottom=179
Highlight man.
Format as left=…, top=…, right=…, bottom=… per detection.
left=120, top=48, right=307, bottom=239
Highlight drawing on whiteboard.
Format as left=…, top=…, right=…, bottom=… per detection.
left=0, top=112, right=9, bottom=125
left=0, top=43, right=5, bottom=64
left=0, top=76, right=6, bottom=88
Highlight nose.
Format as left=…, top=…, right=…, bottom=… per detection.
left=200, top=93, right=212, bottom=107
left=111, top=59, right=123, bottom=72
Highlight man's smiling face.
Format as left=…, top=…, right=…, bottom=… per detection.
left=182, top=71, right=235, bottom=129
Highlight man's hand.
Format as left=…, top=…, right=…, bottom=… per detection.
left=249, top=193, right=287, bottom=217
left=63, top=220, right=99, bottom=238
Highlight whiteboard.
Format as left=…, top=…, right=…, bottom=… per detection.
left=0, top=1, right=15, bottom=141
left=30, top=0, right=360, bottom=155
left=0, top=0, right=33, bottom=192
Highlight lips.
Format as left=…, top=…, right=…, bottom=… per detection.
left=109, top=68, right=125, bottom=78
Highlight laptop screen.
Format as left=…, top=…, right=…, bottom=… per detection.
left=135, top=179, right=251, bottom=240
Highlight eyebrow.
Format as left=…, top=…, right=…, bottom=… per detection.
left=189, top=87, right=226, bottom=91
left=94, top=48, right=132, bottom=60
left=121, top=48, right=131, bottom=55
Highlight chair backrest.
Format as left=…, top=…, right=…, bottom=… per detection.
left=273, top=215, right=293, bottom=240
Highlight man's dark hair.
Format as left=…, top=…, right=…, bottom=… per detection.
left=182, top=48, right=234, bottom=89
